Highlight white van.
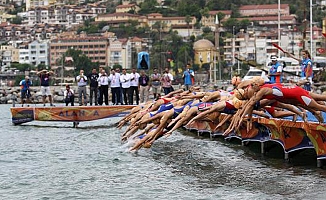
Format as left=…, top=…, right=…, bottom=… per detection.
left=243, top=67, right=269, bottom=82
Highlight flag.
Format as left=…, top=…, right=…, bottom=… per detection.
left=323, top=33, right=326, bottom=38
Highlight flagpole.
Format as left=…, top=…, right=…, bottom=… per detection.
left=278, top=0, right=281, bottom=58
left=310, top=0, right=313, bottom=57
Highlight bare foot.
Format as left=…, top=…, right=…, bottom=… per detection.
left=292, top=114, right=298, bottom=122
left=315, top=111, right=324, bottom=124
left=301, top=112, right=307, bottom=122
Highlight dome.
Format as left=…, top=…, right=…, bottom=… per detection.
left=193, top=39, right=214, bottom=50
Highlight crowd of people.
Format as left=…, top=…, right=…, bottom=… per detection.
left=117, top=50, right=326, bottom=152
left=19, top=64, right=197, bottom=107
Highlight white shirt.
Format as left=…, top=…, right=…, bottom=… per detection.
left=76, top=74, right=87, bottom=86
left=64, top=88, right=74, bottom=98
left=109, top=73, right=121, bottom=88
left=120, top=73, right=131, bottom=88
left=130, top=72, right=140, bottom=87
left=98, top=75, right=109, bottom=86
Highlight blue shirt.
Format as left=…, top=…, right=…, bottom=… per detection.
left=183, top=69, right=194, bottom=85
left=301, top=58, right=313, bottom=78
left=269, top=62, right=282, bottom=83
left=20, top=80, right=32, bottom=91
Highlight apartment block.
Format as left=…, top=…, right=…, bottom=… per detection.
left=239, top=4, right=290, bottom=17
left=50, top=33, right=109, bottom=68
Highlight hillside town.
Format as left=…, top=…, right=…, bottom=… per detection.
left=0, top=0, right=326, bottom=90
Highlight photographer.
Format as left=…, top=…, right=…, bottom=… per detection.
left=161, top=67, right=174, bottom=95
left=64, top=84, right=74, bottom=106
left=76, top=69, right=88, bottom=106
left=19, top=76, right=32, bottom=106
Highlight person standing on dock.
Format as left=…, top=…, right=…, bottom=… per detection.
left=120, top=68, right=131, bottom=105
left=98, top=69, right=109, bottom=105
left=150, top=68, right=161, bottom=99
left=88, top=68, right=99, bottom=106
left=129, top=68, right=140, bottom=105
left=76, top=69, right=88, bottom=106
left=19, top=76, right=32, bottom=106
left=285, top=50, right=313, bottom=91
left=37, top=69, right=54, bottom=106
left=139, top=70, right=150, bottom=104
left=109, top=69, right=121, bottom=105
left=268, top=55, right=283, bottom=83
left=161, top=67, right=174, bottom=95
left=182, top=64, right=195, bottom=90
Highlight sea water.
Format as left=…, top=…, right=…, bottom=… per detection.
left=1, top=104, right=326, bottom=200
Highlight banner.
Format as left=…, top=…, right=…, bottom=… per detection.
left=11, top=105, right=135, bottom=125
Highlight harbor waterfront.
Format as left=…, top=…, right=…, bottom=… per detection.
left=2, top=104, right=326, bottom=199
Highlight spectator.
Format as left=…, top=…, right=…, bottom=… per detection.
left=285, top=50, right=313, bottom=91
left=150, top=68, right=161, bottom=99
left=161, top=67, right=174, bottom=95
left=129, top=68, right=140, bottom=105
left=88, top=68, right=99, bottom=106
left=109, top=69, right=121, bottom=105
left=98, top=69, right=109, bottom=105
left=268, top=55, right=283, bottom=83
left=64, top=84, right=74, bottom=106
left=76, top=69, right=88, bottom=106
left=139, top=70, right=150, bottom=103
left=19, top=76, right=32, bottom=106
left=120, top=68, right=131, bottom=105
left=182, top=64, right=195, bottom=90
left=115, top=67, right=124, bottom=105
left=37, top=69, right=54, bottom=106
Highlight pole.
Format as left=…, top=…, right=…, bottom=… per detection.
left=232, top=26, right=235, bottom=79
left=292, top=26, right=294, bottom=54
left=310, top=0, right=313, bottom=56
left=215, top=14, right=220, bottom=82
left=61, top=53, right=64, bottom=84
left=278, top=0, right=281, bottom=58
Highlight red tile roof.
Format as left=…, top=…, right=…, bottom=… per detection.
left=209, top=10, right=232, bottom=15
left=239, top=4, right=289, bottom=10
left=116, top=4, right=136, bottom=9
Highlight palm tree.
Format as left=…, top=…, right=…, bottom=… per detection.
left=185, top=15, right=191, bottom=39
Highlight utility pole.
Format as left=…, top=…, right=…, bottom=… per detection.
left=302, top=1, right=307, bottom=50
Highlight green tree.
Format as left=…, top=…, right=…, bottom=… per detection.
left=185, top=15, right=192, bottom=38
left=11, top=16, right=22, bottom=24
left=11, top=63, right=34, bottom=72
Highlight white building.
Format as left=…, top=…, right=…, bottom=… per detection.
left=18, top=40, right=49, bottom=66
left=28, top=40, right=49, bottom=66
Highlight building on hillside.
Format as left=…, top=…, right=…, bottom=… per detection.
left=239, top=15, right=297, bottom=28
left=28, top=40, right=49, bottom=66
left=116, top=4, right=139, bottom=13
left=26, top=0, right=57, bottom=11
left=201, top=10, right=232, bottom=30
left=121, top=0, right=144, bottom=5
left=146, top=13, right=196, bottom=37
left=239, top=4, right=290, bottom=17
left=0, top=44, right=20, bottom=71
left=107, top=37, right=128, bottom=68
left=95, top=12, right=140, bottom=27
left=50, top=33, right=109, bottom=69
